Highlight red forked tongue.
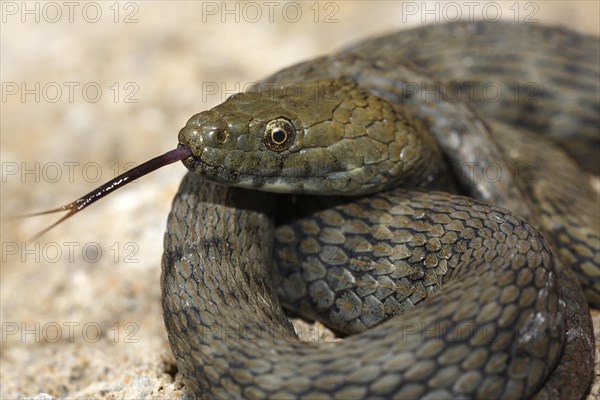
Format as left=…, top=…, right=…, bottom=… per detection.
left=11, top=146, right=192, bottom=240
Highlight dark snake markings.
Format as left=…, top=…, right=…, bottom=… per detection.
left=162, top=22, right=599, bottom=399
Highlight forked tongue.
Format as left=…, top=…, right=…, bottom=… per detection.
left=12, top=146, right=192, bottom=240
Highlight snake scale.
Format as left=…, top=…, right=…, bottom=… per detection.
left=159, top=22, right=599, bottom=399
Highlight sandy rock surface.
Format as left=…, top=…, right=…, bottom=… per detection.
left=2, top=1, right=598, bottom=398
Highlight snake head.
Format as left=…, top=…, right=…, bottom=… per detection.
left=179, top=80, right=439, bottom=195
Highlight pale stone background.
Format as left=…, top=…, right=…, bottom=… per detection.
left=1, top=1, right=598, bottom=398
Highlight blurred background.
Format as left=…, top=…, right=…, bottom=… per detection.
left=2, top=1, right=598, bottom=397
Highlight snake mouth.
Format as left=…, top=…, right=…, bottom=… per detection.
left=180, top=151, right=254, bottom=188
left=177, top=142, right=203, bottom=170
left=181, top=149, right=212, bottom=177
left=178, top=151, right=301, bottom=192
left=179, top=153, right=370, bottom=194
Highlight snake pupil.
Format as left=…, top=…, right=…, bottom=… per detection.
left=272, top=128, right=286, bottom=144
left=263, top=118, right=295, bottom=151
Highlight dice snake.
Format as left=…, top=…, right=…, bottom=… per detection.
left=162, top=22, right=599, bottom=399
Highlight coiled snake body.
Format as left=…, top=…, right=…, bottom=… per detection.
left=162, top=22, right=599, bottom=399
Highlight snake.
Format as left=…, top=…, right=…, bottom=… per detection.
left=34, top=21, right=596, bottom=399
left=158, top=21, right=600, bottom=399
left=156, top=21, right=600, bottom=399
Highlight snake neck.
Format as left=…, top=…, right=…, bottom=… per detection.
left=162, top=175, right=284, bottom=325
left=162, top=174, right=307, bottom=395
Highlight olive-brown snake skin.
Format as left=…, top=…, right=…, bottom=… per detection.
left=162, top=22, right=599, bottom=399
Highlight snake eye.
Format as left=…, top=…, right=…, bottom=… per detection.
left=263, top=118, right=295, bottom=152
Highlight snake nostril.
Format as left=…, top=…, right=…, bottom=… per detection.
left=194, top=110, right=229, bottom=148
left=178, top=110, right=229, bottom=157
left=203, top=127, right=228, bottom=146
